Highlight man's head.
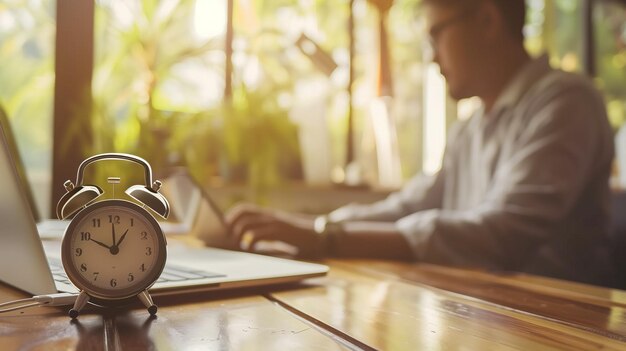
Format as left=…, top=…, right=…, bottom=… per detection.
left=422, top=0, right=527, bottom=100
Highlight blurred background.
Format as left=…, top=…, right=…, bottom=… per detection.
left=1, top=0, right=625, bottom=218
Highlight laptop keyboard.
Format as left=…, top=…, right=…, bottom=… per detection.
left=48, top=259, right=224, bottom=286
left=155, top=265, right=225, bottom=283
left=49, top=260, right=72, bottom=286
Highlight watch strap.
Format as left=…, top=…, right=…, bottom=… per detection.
left=313, top=215, right=344, bottom=255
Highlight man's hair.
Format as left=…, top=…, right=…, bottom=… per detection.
left=423, top=0, right=526, bottom=43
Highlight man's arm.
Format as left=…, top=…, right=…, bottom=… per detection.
left=224, top=204, right=414, bottom=258
left=225, top=135, right=452, bottom=258
left=327, top=121, right=471, bottom=223
left=383, top=84, right=612, bottom=269
left=328, top=169, right=446, bottom=223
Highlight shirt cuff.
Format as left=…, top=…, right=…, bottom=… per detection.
left=395, top=209, right=439, bottom=259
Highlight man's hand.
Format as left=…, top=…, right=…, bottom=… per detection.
left=225, top=203, right=325, bottom=258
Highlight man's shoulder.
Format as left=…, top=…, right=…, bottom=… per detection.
left=520, top=67, right=611, bottom=137
left=529, top=67, right=602, bottom=103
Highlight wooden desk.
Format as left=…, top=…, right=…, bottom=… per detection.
left=1, top=260, right=625, bottom=350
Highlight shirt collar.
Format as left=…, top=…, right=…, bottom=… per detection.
left=489, top=54, right=552, bottom=115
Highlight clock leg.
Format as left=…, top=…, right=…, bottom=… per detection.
left=69, top=291, right=90, bottom=319
left=137, top=290, right=158, bottom=315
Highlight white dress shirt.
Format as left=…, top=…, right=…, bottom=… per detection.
left=329, top=55, right=615, bottom=284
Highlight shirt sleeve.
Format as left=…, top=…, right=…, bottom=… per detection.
left=327, top=120, right=470, bottom=224
left=328, top=168, right=446, bottom=223
left=396, top=82, right=612, bottom=270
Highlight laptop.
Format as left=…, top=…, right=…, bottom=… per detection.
left=0, top=107, right=328, bottom=297
left=158, top=169, right=246, bottom=249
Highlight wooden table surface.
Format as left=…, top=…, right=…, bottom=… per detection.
left=1, top=259, right=625, bottom=350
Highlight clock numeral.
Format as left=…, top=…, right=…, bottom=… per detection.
left=108, top=215, right=120, bottom=224
left=80, top=232, right=91, bottom=241
left=75, top=248, right=83, bottom=256
left=140, top=231, right=148, bottom=240
left=80, top=263, right=87, bottom=272
left=127, top=273, right=134, bottom=282
left=145, top=247, right=152, bottom=256
left=130, top=218, right=134, bottom=227
left=92, top=218, right=101, bottom=227
left=140, top=263, right=146, bottom=272
left=93, top=272, right=99, bottom=281
left=110, top=279, right=117, bottom=288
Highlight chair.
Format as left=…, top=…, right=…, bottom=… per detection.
left=609, top=191, right=626, bottom=289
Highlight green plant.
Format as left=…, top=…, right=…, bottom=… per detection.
left=221, top=84, right=301, bottom=201
left=88, top=0, right=303, bottom=199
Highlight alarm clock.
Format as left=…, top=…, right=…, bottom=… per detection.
left=56, top=153, right=170, bottom=318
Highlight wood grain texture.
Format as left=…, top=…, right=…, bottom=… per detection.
left=270, top=263, right=626, bottom=350
left=2, top=260, right=626, bottom=350
left=120, top=294, right=352, bottom=351
left=331, top=260, right=626, bottom=340
left=0, top=285, right=351, bottom=351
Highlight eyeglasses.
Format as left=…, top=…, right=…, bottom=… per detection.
left=424, top=7, right=478, bottom=58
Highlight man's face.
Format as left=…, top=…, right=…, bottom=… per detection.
left=424, top=3, right=487, bottom=100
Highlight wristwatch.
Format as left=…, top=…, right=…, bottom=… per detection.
left=313, top=215, right=344, bottom=255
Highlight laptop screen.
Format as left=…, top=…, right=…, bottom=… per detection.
left=0, top=105, right=41, bottom=221
left=159, top=169, right=236, bottom=249
left=0, top=115, right=58, bottom=295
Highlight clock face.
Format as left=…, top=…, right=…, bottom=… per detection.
left=61, top=200, right=166, bottom=300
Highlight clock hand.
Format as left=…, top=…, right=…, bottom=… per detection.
left=108, top=229, right=129, bottom=256
left=89, top=238, right=111, bottom=250
left=116, top=229, right=129, bottom=247
left=111, top=222, right=116, bottom=247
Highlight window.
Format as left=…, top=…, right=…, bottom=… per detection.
left=3, top=0, right=622, bottom=211
left=594, top=0, right=626, bottom=128
left=525, top=0, right=585, bottom=72
left=0, top=0, right=55, bottom=217
left=92, top=0, right=226, bottom=157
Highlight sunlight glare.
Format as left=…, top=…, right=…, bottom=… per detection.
left=423, top=63, right=446, bottom=175
left=194, top=0, right=226, bottom=41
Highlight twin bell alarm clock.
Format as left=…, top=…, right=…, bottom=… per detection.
left=56, top=153, right=169, bottom=318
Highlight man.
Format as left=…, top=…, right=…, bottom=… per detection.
left=225, top=0, right=616, bottom=286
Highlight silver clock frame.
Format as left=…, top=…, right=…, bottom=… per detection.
left=61, top=199, right=167, bottom=311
